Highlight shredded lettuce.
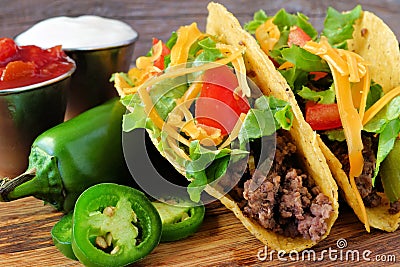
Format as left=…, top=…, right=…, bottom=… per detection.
left=322, top=5, right=362, bottom=49
left=298, top=84, right=335, bottom=104
left=185, top=141, right=246, bottom=202
left=192, top=37, right=224, bottom=66
left=373, top=120, right=400, bottom=185
left=165, top=32, right=178, bottom=49
left=185, top=95, right=294, bottom=202
left=271, top=46, right=330, bottom=92
left=366, top=82, right=384, bottom=110
left=272, top=9, right=318, bottom=40
left=323, top=129, right=346, bottom=142
left=150, top=75, right=188, bottom=120
left=244, top=9, right=269, bottom=34
left=110, top=72, right=135, bottom=87
left=280, top=46, right=330, bottom=72
left=364, top=96, right=400, bottom=184
left=238, top=95, right=293, bottom=146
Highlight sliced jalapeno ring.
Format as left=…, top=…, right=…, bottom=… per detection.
left=152, top=199, right=205, bottom=242
left=72, top=183, right=162, bottom=267
left=51, top=212, right=77, bottom=261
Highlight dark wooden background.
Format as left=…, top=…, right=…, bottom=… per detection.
left=2, top=0, right=399, bottom=61
left=1, top=0, right=400, bottom=266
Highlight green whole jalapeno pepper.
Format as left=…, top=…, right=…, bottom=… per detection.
left=0, top=98, right=133, bottom=212
left=72, top=183, right=162, bottom=267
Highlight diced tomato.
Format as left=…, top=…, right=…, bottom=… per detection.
left=152, top=38, right=170, bottom=70
left=195, top=65, right=250, bottom=135
left=305, top=102, right=342, bottom=131
left=0, top=38, right=18, bottom=65
left=310, top=71, right=328, bottom=81
left=287, top=26, right=312, bottom=47
left=0, top=39, right=74, bottom=90
left=19, top=45, right=50, bottom=68
left=46, top=45, right=65, bottom=60
left=1, top=61, right=36, bottom=81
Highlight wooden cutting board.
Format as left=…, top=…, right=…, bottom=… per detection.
left=0, top=196, right=399, bottom=266
left=1, top=1, right=400, bottom=266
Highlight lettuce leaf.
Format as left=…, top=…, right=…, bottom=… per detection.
left=272, top=46, right=330, bottom=92
left=373, top=119, right=400, bottom=185
left=185, top=141, right=247, bottom=202
left=149, top=74, right=188, bottom=120
left=165, top=31, right=178, bottom=49
left=323, top=129, right=346, bottom=142
left=121, top=94, right=146, bottom=131
left=244, top=9, right=269, bottom=34
left=192, top=37, right=224, bottom=66
left=363, top=96, right=400, bottom=184
left=366, top=82, right=384, bottom=110
left=298, top=84, right=335, bottom=104
left=322, top=5, right=362, bottom=49
left=280, top=45, right=330, bottom=72
left=273, top=9, right=318, bottom=40
left=364, top=96, right=400, bottom=133
left=238, top=95, right=293, bottom=146
left=279, top=67, right=309, bottom=93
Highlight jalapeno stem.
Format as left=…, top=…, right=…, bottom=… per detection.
left=0, top=168, right=37, bottom=202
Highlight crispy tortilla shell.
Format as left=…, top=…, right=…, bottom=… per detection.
left=348, top=11, right=400, bottom=93
left=318, top=137, right=400, bottom=232
left=317, top=10, right=400, bottom=232
left=139, top=2, right=338, bottom=252
left=203, top=2, right=339, bottom=252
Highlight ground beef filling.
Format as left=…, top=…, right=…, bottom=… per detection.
left=327, top=135, right=383, bottom=208
left=242, top=130, right=333, bottom=242
left=389, top=200, right=400, bottom=214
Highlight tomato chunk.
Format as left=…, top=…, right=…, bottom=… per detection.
left=0, top=38, right=18, bottom=64
left=310, top=71, right=328, bottom=81
left=288, top=26, right=312, bottom=47
left=195, top=65, right=250, bottom=135
left=305, top=102, right=342, bottom=131
left=0, top=38, right=73, bottom=90
left=1, top=61, right=36, bottom=81
left=152, top=38, right=170, bottom=70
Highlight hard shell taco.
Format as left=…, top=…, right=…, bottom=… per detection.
left=113, top=4, right=338, bottom=252
left=241, top=3, right=400, bottom=232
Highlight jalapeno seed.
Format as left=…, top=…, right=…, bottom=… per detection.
left=95, top=236, right=108, bottom=249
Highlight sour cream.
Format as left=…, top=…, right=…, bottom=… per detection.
left=15, top=15, right=138, bottom=50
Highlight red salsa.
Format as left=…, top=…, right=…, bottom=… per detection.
left=0, top=38, right=74, bottom=90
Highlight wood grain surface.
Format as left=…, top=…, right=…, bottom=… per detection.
left=1, top=0, right=400, bottom=266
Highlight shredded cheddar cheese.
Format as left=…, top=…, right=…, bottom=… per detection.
left=304, top=36, right=400, bottom=232
left=216, top=43, right=250, bottom=97
left=278, top=61, right=294, bottom=70
left=114, top=22, right=253, bottom=167
left=136, top=40, right=163, bottom=70
left=304, top=37, right=370, bottom=232
left=170, top=22, right=205, bottom=67
left=363, top=85, right=400, bottom=125
left=358, top=71, right=371, bottom=122
left=178, top=81, right=203, bottom=105
left=181, top=119, right=223, bottom=146
left=166, top=136, right=191, bottom=161
left=218, top=113, right=246, bottom=149
left=255, top=18, right=280, bottom=54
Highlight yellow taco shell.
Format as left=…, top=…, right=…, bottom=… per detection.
left=121, top=2, right=339, bottom=252
left=205, top=2, right=339, bottom=252
left=317, top=10, right=400, bottom=231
